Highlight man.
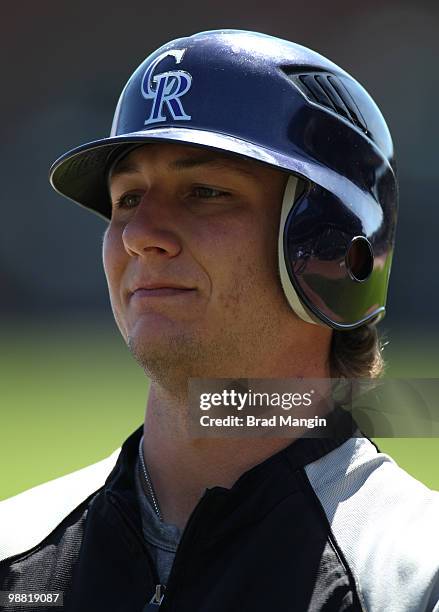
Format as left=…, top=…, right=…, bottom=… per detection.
left=1, top=30, right=438, bottom=612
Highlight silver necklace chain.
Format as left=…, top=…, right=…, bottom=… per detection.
left=138, top=435, right=163, bottom=522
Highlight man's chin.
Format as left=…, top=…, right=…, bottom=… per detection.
left=125, top=320, right=245, bottom=390
left=126, top=332, right=204, bottom=393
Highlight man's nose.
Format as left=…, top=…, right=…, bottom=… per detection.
left=121, top=193, right=182, bottom=258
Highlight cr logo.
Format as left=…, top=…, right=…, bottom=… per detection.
left=141, top=49, right=192, bottom=126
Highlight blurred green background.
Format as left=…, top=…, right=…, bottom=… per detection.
left=1, top=320, right=438, bottom=500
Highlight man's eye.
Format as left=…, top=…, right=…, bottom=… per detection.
left=114, top=193, right=142, bottom=209
left=191, top=186, right=229, bottom=199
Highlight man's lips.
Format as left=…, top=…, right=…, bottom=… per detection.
left=129, top=284, right=197, bottom=299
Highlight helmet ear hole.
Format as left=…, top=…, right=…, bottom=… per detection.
left=346, top=236, right=374, bottom=282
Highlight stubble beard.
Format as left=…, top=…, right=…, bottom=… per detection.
left=126, top=327, right=243, bottom=397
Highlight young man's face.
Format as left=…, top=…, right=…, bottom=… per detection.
left=103, top=143, right=301, bottom=390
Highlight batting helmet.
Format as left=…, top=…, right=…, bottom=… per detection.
left=49, top=29, right=398, bottom=330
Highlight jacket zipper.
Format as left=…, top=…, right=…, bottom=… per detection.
left=144, top=584, right=166, bottom=609
left=109, top=486, right=224, bottom=611
left=157, top=487, right=224, bottom=611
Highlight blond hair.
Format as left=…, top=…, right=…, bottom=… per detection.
left=330, top=325, right=385, bottom=379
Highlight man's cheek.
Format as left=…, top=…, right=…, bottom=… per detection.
left=215, top=273, right=248, bottom=317
left=103, top=231, right=126, bottom=288
left=102, top=228, right=118, bottom=273
left=109, top=295, right=128, bottom=342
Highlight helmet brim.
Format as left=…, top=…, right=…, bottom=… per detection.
left=50, top=127, right=318, bottom=220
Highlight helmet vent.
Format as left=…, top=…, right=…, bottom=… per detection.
left=291, top=72, right=368, bottom=134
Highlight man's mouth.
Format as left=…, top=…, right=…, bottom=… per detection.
left=129, top=281, right=197, bottom=300
left=131, top=287, right=196, bottom=298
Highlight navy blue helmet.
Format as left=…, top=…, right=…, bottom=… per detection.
left=49, top=29, right=398, bottom=330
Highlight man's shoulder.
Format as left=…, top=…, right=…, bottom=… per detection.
left=306, top=435, right=439, bottom=510
left=0, top=448, right=121, bottom=563
left=305, top=435, right=439, bottom=550
left=305, top=437, right=439, bottom=611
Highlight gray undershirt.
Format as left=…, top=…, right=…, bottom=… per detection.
left=134, top=455, right=183, bottom=585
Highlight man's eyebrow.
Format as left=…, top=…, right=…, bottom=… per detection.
left=108, top=161, right=141, bottom=181
left=109, top=153, right=259, bottom=181
left=168, top=154, right=258, bottom=178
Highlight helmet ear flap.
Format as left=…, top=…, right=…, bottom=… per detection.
left=279, top=176, right=386, bottom=330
